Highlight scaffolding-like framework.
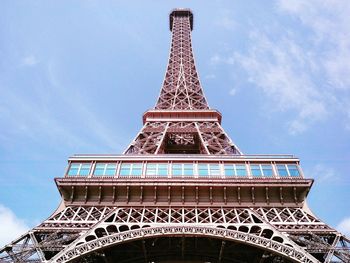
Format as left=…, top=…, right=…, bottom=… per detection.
left=1, top=8, right=349, bottom=263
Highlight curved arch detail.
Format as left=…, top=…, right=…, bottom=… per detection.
left=51, top=225, right=318, bottom=263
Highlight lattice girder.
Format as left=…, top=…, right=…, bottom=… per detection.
left=156, top=12, right=208, bottom=110
left=125, top=121, right=241, bottom=154
left=48, top=207, right=319, bottom=263
left=0, top=229, right=80, bottom=263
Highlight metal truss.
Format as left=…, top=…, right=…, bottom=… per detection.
left=38, top=206, right=113, bottom=229
left=155, top=12, right=208, bottom=110
left=254, top=208, right=350, bottom=262
left=0, top=229, right=79, bottom=263
left=124, top=10, right=242, bottom=155
left=254, top=208, right=331, bottom=231
left=49, top=207, right=319, bottom=263
left=290, top=233, right=350, bottom=263
left=52, top=226, right=318, bottom=263
left=1, top=206, right=349, bottom=262
left=0, top=207, right=111, bottom=262
left=125, top=121, right=241, bottom=154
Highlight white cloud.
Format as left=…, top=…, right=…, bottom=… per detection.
left=275, top=0, right=350, bottom=130
left=211, top=0, right=350, bottom=134
left=0, top=204, right=29, bottom=247
left=205, top=74, right=216, bottom=79
left=210, top=54, right=234, bottom=66
left=0, top=59, right=128, bottom=153
left=216, top=16, right=235, bottom=30
left=46, top=60, right=128, bottom=150
left=287, top=120, right=307, bottom=135
left=21, top=55, right=39, bottom=66
left=229, top=88, right=237, bottom=96
left=215, top=10, right=236, bottom=30
left=232, top=31, right=328, bottom=134
left=304, top=163, right=338, bottom=183
left=337, top=217, right=350, bottom=237
left=210, top=55, right=221, bottom=65
left=277, top=0, right=350, bottom=90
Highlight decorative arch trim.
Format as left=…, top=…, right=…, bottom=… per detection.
left=51, top=225, right=319, bottom=263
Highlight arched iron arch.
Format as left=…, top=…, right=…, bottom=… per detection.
left=50, top=225, right=319, bottom=263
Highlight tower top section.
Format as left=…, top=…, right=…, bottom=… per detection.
left=156, top=8, right=208, bottom=110
left=124, top=9, right=242, bottom=155
left=170, top=8, right=193, bottom=31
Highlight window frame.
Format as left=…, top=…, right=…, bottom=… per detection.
left=119, top=163, right=143, bottom=177
left=171, top=163, right=194, bottom=178
left=145, top=163, right=169, bottom=177
left=93, top=163, right=117, bottom=177
left=67, top=163, right=91, bottom=177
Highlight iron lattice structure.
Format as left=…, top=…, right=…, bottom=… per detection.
left=1, top=8, right=349, bottom=263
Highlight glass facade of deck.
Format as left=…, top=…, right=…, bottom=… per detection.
left=66, top=160, right=302, bottom=179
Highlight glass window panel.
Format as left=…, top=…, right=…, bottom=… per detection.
left=224, top=164, right=235, bottom=176
left=158, top=164, right=168, bottom=176
left=130, top=163, right=142, bottom=176
left=198, top=164, right=209, bottom=176
left=68, top=163, right=79, bottom=176
left=172, top=164, right=182, bottom=176
left=277, top=165, right=288, bottom=177
left=235, top=165, right=247, bottom=176
left=131, top=167, right=142, bottom=176
left=120, top=164, right=131, bottom=176
left=94, top=163, right=106, bottom=176
left=261, top=165, right=273, bottom=177
left=146, top=164, right=157, bottom=176
left=183, top=164, right=193, bottom=176
left=209, top=164, right=220, bottom=176
left=105, top=164, right=117, bottom=176
left=79, top=164, right=91, bottom=176
left=287, top=165, right=300, bottom=176
left=250, top=165, right=262, bottom=176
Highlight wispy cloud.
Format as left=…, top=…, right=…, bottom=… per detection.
left=233, top=31, right=328, bottom=134
left=337, top=217, right=350, bottom=237
left=229, top=88, right=237, bottom=96
left=0, top=59, right=127, bottom=153
left=45, top=60, right=127, bottom=150
left=21, top=55, right=39, bottom=67
left=205, top=74, right=216, bottom=79
left=210, top=54, right=234, bottom=66
left=0, top=81, right=92, bottom=151
left=0, top=204, right=29, bottom=247
left=215, top=14, right=236, bottom=31
left=277, top=0, right=350, bottom=89
left=276, top=0, right=350, bottom=128
left=304, top=163, right=338, bottom=183
left=211, top=0, right=350, bottom=134
left=214, top=9, right=236, bottom=31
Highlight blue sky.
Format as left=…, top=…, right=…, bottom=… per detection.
left=0, top=0, right=349, bottom=245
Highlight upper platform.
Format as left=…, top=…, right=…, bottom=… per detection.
left=63, top=153, right=303, bottom=180
left=170, top=8, right=193, bottom=31
left=55, top=154, right=312, bottom=208
left=143, top=109, right=222, bottom=124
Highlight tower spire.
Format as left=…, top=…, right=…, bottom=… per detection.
left=156, top=9, right=209, bottom=110
left=125, top=9, right=241, bottom=155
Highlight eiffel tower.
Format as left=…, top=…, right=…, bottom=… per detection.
left=1, top=8, right=349, bottom=263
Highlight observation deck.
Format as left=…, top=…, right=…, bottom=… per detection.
left=170, top=8, right=193, bottom=31
left=55, top=154, right=313, bottom=209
